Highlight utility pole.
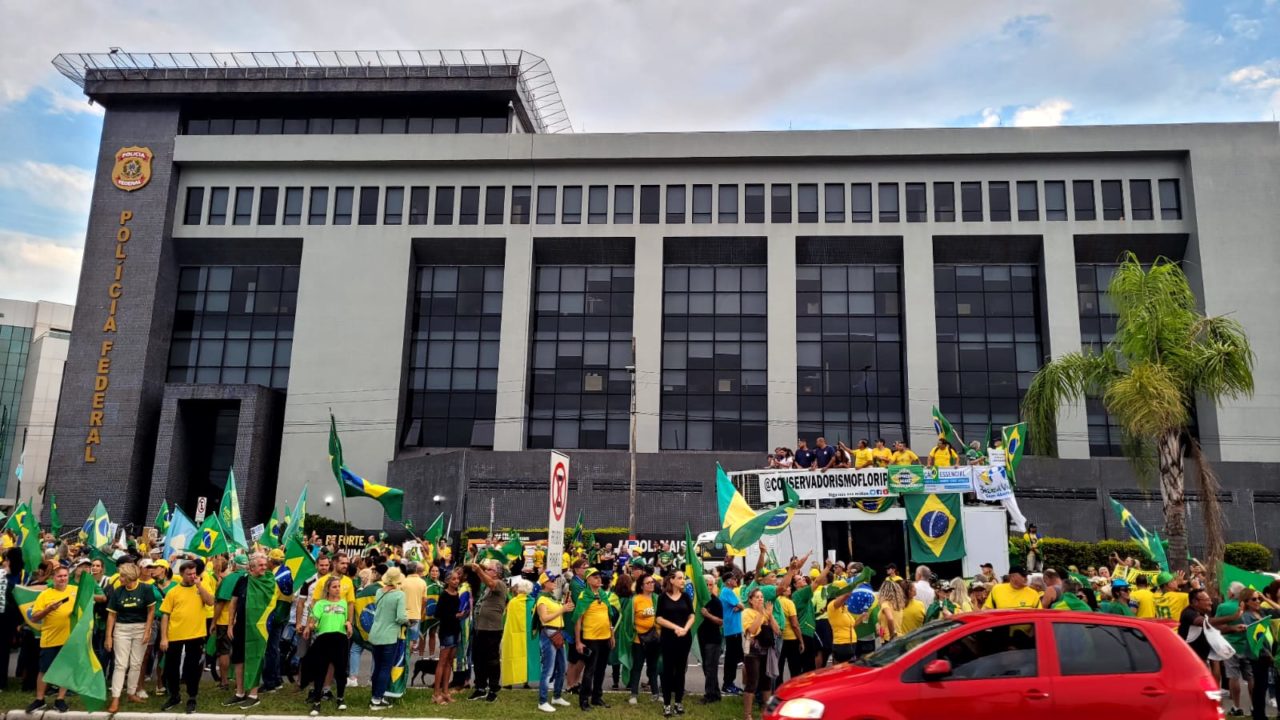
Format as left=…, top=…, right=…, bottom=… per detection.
left=627, top=336, right=638, bottom=538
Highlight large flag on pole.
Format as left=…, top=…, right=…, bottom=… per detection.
left=422, top=513, right=445, bottom=544
left=685, top=524, right=713, bottom=661
left=287, top=486, right=308, bottom=542
left=261, top=507, right=283, bottom=549
left=904, top=493, right=966, bottom=562
left=1220, top=562, right=1274, bottom=597
left=1109, top=498, right=1170, bottom=572
left=44, top=572, right=107, bottom=710
left=88, top=500, right=112, bottom=549
left=164, top=506, right=198, bottom=561
left=1002, top=422, right=1028, bottom=485
left=931, top=406, right=966, bottom=449
left=329, top=414, right=405, bottom=522
left=3, top=502, right=41, bottom=573
left=153, top=500, right=171, bottom=538
left=715, top=463, right=801, bottom=553
left=242, top=571, right=276, bottom=689
left=189, top=514, right=229, bottom=557
left=219, top=470, right=249, bottom=550
left=282, top=534, right=317, bottom=590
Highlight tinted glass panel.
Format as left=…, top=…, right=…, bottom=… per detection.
left=233, top=187, right=254, bottom=225
left=208, top=187, right=230, bottom=225
left=745, top=184, right=765, bottom=223
left=693, top=184, right=713, bottom=224
left=307, top=188, right=328, bottom=225
left=824, top=183, right=845, bottom=222
left=878, top=183, right=899, bottom=222
left=184, top=187, right=204, bottom=225
left=1054, top=623, right=1160, bottom=675
left=1016, top=181, right=1038, bottom=221
left=718, top=185, right=738, bottom=223
left=1045, top=181, right=1067, bottom=221
left=640, top=185, right=661, bottom=224
left=459, top=186, right=481, bottom=225
left=409, top=187, right=430, bottom=225
left=588, top=185, right=609, bottom=224
left=1130, top=180, right=1153, bottom=220
left=851, top=183, right=872, bottom=222
left=906, top=624, right=1038, bottom=681
left=358, top=186, right=379, bottom=225
left=934, top=182, right=955, bottom=222
left=1101, top=180, right=1125, bottom=220
left=614, top=185, right=634, bottom=224
left=1158, top=179, right=1181, bottom=220
left=771, top=184, right=791, bottom=223
left=333, top=187, right=354, bottom=225
left=511, top=186, right=531, bottom=224
left=283, top=187, right=303, bottom=225
left=434, top=187, right=455, bottom=225
left=384, top=187, right=404, bottom=225
left=562, top=186, right=583, bottom=224
left=905, top=183, right=926, bottom=222
left=1073, top=180, right=1096, bottom=220
left=485, top=186, right=505, bottom=224
left=989, top=181, right=1010, bottom=222
left=667, top=185, right=686, bottom=224
left=537, top=186, right=558, bottom=224
left=961, top=182, right=983, bottom=222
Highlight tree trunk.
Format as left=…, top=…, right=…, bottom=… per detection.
left=1157, top=429, right=1188, bottom=572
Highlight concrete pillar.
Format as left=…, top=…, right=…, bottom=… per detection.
left=1041, top=230, right=1090, bottom=458
left=493, top=233, right=534, bottom=451
left=767, top=233, right=798, bottom=450
left=902, top=231, right=940, bottom=452
left=632, top=231, right=663, bottom=453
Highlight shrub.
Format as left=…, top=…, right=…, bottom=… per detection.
left=1005, top=536, right=1274, bottom=573
left=1224, top=542, right=1272, bottom=571
left=304, top=513, right=346, bottom=538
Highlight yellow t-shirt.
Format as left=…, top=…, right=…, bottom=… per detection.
left=928, top=447, right=957, bottom=467
left=535, top=595, right=564, bottom=629
left=871, top=447, right=893, bottom=467
left=891, top=449, right=919, bottom=465
left=853, top=448, right=874, bottom=468
left=581, top=595, right=612, bottom=641
left=983, top=583, right=1041, bottom=610
left=779, top=596, right=798, bottom=640
left=826, top=597, right=858, bottom=645
left=34, top=587, right=76, bottom=648
left=400, top=575, right=427, bottom=621
left=899, top=599, right=927, bottom=634
left=633, top=593, right=656, bottom=640
left=1154, top=591, right=1189, bottom=620
left=160, top=583, right=210, bottom=642
left=202, top=572, right=219, bottom=620
left=1131, top=588, right=1157, bottom=618
left=312, top=574, right=356, bottom=604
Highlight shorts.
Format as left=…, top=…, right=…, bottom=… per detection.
left=439, top=633, right=459, bottom=649
left=215, top=625, right=232, bottom=657
left=742, top=654, right=765, bottom=694
left=567, top=643, right=582, bottom=664
left=231, top=626, right=246, bottom=665
left=406, top=620, right=421, bottom=643
left=1224, top=654, right=1253, bottom=681
left=815, top=619, right=833, bottom=653
left=39, top=646, right=63, bottom=674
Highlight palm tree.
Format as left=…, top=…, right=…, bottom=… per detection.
left=1022, top=252, right=1254, bottom=579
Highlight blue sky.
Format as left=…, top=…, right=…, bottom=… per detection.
left=2, top=0, right=1278, bottom=305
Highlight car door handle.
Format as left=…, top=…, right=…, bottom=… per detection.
left=1023, top=689, right=1050, bottom=700
left=1140, top=687, right=1166, bottom=698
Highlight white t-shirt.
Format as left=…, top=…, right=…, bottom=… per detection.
left=914, top=580, right=935, bottom=606
left=987, top=447, right=1007, bottom=466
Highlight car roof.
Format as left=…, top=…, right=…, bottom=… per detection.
left=955, top=609, right=1153, bottom=626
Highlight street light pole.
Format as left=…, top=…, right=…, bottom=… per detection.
left=627, top=336, right=638, bottom=538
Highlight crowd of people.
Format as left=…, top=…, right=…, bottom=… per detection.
left=1, top=523, right=1277, bottom=719
left=766, top=435, right=1003, bottom=471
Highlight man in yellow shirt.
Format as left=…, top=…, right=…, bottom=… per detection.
left=311, top=554, right=356, bottom=603
left=26, top=567, right=75, bottom=713
left=983, top=567, right=1041, bottom=609
left=1130, top=574, right=1157, bottom=618
left=1152, top=572, right=1190, bottom=620
left=926, top=438, right=958, bottom=468
left=160, top=560, right=215, bottom=713
left=871, top=439, right=893, bottom=468
left=573, top=569, right=618, bottom=711
left=891, top=441, right=920, bottom=466
left=852, top=440, right=875, bottom=469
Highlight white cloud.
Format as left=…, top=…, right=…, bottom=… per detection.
left=43, top=89, right=104, bottom=117
left=1227, top=61, right=1280, bottom=91
left=979, top=107, right=1002, bottom=127
left=1011, top=98, right=1073, bottom=126
left=0, top=230, right=82, bottom=305
left=1227, top=13, right=1263, bottom=39
left=0, top=161, right=94, bottom=214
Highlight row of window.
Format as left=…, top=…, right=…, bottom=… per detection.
left=181, top=178, right=1185, bottom=228
left=185, top=116, right=510, bottom=136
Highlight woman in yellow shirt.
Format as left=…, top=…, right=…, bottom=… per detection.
left=778, top=584, right=803, bottom=681
left=876, top=580, right=906, bottom=642
left=534, top=573, right=572, bottom=711
left=741, top=589, right=781, bottom=720
left=926, top=439, right=958, bottom=467
left=627, top=575, right=661, bottom=704
left=898, top=582, right=927, bottom=634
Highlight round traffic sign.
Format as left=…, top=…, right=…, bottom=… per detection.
left=551, top=462, right=568, bottom=521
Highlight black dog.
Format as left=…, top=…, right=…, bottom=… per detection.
left=411, top=657, right=439, bottom=686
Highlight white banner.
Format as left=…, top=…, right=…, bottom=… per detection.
left=933, top=466, right=977, bottom=493
left=546, top=451, right=570, bottom=575
left=249, top=524, right=265, bottom=542
left=756, top=467, right=892, bottom=502
left=971, top=465, right=1014, bottom=501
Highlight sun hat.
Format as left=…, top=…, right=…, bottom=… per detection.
left=381, top=567, right=405, bottom=588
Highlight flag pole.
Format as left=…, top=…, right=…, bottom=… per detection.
left=331, top=408, right=350, bottom=542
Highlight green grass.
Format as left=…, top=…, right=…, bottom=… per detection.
left=2, top=681, right=748, bottom=718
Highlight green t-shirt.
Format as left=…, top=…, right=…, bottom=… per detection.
left=312, top=599, right=349, bottom=636
left=1215, top=601, right=1248, bottom=654
left=1099, top=600, right=1134, bottom=617
left=854, top=605, right=880, bottom=641
left=108, top=583, right=155, bottom=624
left=791, top=586, right=817, bottom=637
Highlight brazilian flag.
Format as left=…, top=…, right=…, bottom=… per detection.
left=1002, top=423, right=1027, bottom=485
left=242, top=572, right=277, bottom=689
left=1052, top=592, right=1093, bottom=612
left=1109, top=498, right=1169, bottom=572
left=330, top=414, right=405, bottom=522
left=189, top=515, right=228, bottom=557
left=352, top=584, right=380, bottom=648
left=853, top=496, right=897, bottom=514
left=931, top=405, right=966, bottom=449
left=45, top=572, right=107, bottom=710
left=1246, top=619, right=1273, bottom=659
left=904, top=493, right=965, bottom=562
left=153, top=500, right=170, bottom=538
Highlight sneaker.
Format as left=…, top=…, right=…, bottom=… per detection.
left=369, top=698, right=386, bottom=711
left=538, top=702, right=556, bottom=713
left=723, top=685, right=743, bottom=696
left=223, top=695, right=246, bottom=707
left=468, top=689, right=487, bottom=701
left=53, top=700, right=69, bottom=713
left=663, top=705, right=674, bottom=718
left=309, top=703, right=321, bottom=717
left=336, top=700, right=347, bottom=711
left=347, top=676, right=358, bottom=688
left=1228, top=709, right=1243, bottom=718
left=25, top=699, right=46, bottom=714
left=262, top=684, right=282, bottom=694
left=628, top=695, right=638, bottom=705
left=135, top=690, right=149, bottom=700
left=578, top=705, right=591, bottom=712
left=651, top=694, right=661, bottom=703
left=239, top=696, right=260, bottom=709
left=323, top=689, right=335, bottom=701
left=552, top=697, right=571, bottom=707
left=675, top=703, right=685, bottom=715
left=185, top=699, right=197, bottom=715
left=591, top=700, right=610, bottom=709
left=161, top=697, right=182, bottom=712
left=485, top=693, right=498, bottom=703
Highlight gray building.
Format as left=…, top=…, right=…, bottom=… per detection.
left=45, top=50, right=1280, bottom=558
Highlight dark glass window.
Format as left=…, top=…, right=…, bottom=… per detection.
left=409, top=187, right=430, bottom=225
left=481, top=117, right=508, bottom=133
left=1073, top=180, right=1096, bottom=220
left=255, top=187, right=278, bottom=225
left=744, top=184, right=765, bottom=223
left=258, top=118, right=282, bottom=134
left=1077, top=263, right=1124, bottom=456
left=989, top=181, right=1011, bottom=222
left=0, top=323, right=32, bottom=482
left=434, top=186, right=455, bottom=225
left=168, top=265, right=299, bottom=390
left=824, top=183, right=845, bottom=222
left=905, top=624, right=1038, bottom=682
left=459, top=117, right=482, bottom=133
left=562, top=186, right=583, bottom=224
left=537, top=186, right=558, bottom=224
left=934, top=182, right=955, bottom=222
left=382, top=118, right=406, bottom=134
left=187, top=119, right=210, bottom=135
left=661, top=266, right=767, bottom=451
left=308, top=118, right=332, bottom=135
left=208, top=187, right=229, bottom=225
left=640, top=185, right=661, bottom=224
left=529, top=265, right=635, bottom=450
left=407, top=118, right=431, bottom=133
left=692, top=184, right=713, bottom=224
left=1101, top=180, right=1125, bottom=220
left=358, top=186, right=379, bottom=225
left=961, top=182, right=983, bottom=222
left=433, top=118, right=458, bottom=134
left=797, top=264, right=904, bottom=446
left=332, top=118, right=358, bottom=134
left=404, top=265, right=504, bottom=449
left=666, top=185, right=686, bottom=224
left=1158, top=179, right=1181, bottom=220
left=1054, top=623, right=1160, bottom=676
left=184, top=187, right=204, bottom=225
left=905, top=183, right=926, bottom=222
left=233, top=187, right=255, bottom=225
left=935, top=263, right=1043, bottom=443
left=613, top=185, right=634, bottom=224
left=484, top=186, right=505, bottom=224
left=797, top=184, right=818, bottom=223
left=878, top=183, right=899, bottom=222
left=1016, top=181, right=1038, bottom=221
left=511, top=186, right=531, bottom=224
left=1045, top=181, right=1067, bottom=221
left=718, top=185, right=738, bottom=223
left=283, top=187, right=303, bottom=225
left=384, top=187, right=404, bottom=225
left=1130, top=180, right=1153, bottom=220
left=333, top=187, right=354, bottom=225
left=588, top=186, right=608, bottom=224
left=851, top=183, right=872, bottom=222
left=282, top=118, right=307, bottom=134
left=358, top=117, right=380, bottom=134
left=459, top=186, right=481, bottom=225
left=307, top=188, right=328, bottom=225
left=771, top=184, right=792, bottom=223
left=233, top=118, right=257, bottom=135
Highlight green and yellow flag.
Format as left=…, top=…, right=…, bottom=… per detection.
left=88, top=500, right=112, bottom=549
left=329, top=414, right=405, bottom=522
left=189, top=515, right=228, bottom=557
left=13, top=584, right=44, bottom=634
left=261, top=507, right=283, bottom=549
left=715, top=463, right=801, bottom=553
left=242, top=572, right=277, bottom=689
left=1247, top=618, right=1274, bottom=659
left=853, top=496, right=897, bottom=514
left=1002, top=422, right=1027, bottom=485
left=44, top=572, right=107, bottom=710
left=931, top=406, right=966, bottom=450
left=1052, top=592, right=1094, bottom=612
left=219, top=470, right=249, bottom=551
left=685, top=523, right=713, bottom=661
left=283, top=534, right=317, bottom=589
left=154, top=500, right=170, bottom=538
left=570, top=510, right=586, bottom=547
left=501, top=534, right=524, bottom=562
left=423, top=513, right=445, bottom=544
left=1220, top=563, right=1273, bottom=598
left=287, top=486, right=307, bottom=543
left=904, top=493, right=965, bottom=562
left=3, top=502, right=41, bottom=573
left=1109, top=498, right=1169, bottom=572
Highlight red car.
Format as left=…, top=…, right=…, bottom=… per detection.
left=766, top=610, right=1223, bottom=719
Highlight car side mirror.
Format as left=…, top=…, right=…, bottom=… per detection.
left=922, top=659, right=953, bottom=679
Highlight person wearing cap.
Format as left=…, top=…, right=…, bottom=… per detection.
left=976, top=562, right=997, bottom=586
left=968, top=580, right=989, bottom=608
left=534, top=572, right=573, bottom=712
left=1153, top=570, right=1192, bottom=620
left=573, top=567, right=620, bottom=711
left=983, top=566, right=1040, bottom=609
left=719, top=570, right=746, bottom=695
left=105, top=562, right=155, bottom=712
left=1100, top=580, right=1135, bottom=616
left=368, top=566, right=408, bottom=710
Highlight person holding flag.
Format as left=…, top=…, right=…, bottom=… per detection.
left=224, top=553, right=274, bottom=709
left=159, top=560, right=215, bottom=714
left=1243, top=585, right=1280, bottom=720
left=24, top=565, right=75, bottom=713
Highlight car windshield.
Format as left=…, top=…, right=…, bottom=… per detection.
left=853, top=620, right=962, bottom=668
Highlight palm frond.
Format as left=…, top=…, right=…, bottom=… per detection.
left=1103, top=361, right=1189, bottom=439
left=1187, top=315, right=1256, bottom=400
left=1108, top=255, right=1198, bottom=367
left=1188, top=437, right=1225, bottom=592
left=1021, top=351, right=1115, bottom=455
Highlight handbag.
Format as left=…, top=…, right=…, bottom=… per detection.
left=1202, top=617, right=1235, bottom=661
left=639, top=628, right=660, bottom=647
left=549, top=630, right=566, bottom=649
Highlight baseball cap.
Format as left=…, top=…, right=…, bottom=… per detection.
left=154, top=559, right=170, bottom=570
left=138, top=559, right=154, bottom=568
left=1156, top=571, right=1175, bottom=586
left=1008, top=565, right=1028, bottom=577
left=980, top=562, right=993, bottom=569
left=539, top=572, right=558, bottom=585
left=583, top=568, right=600, bottom=578
left=1111, top=578, right=1131, bottom=589
left=808, top=568, right=821, bottom=579
left=268, top=548, right=285, bottom=561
